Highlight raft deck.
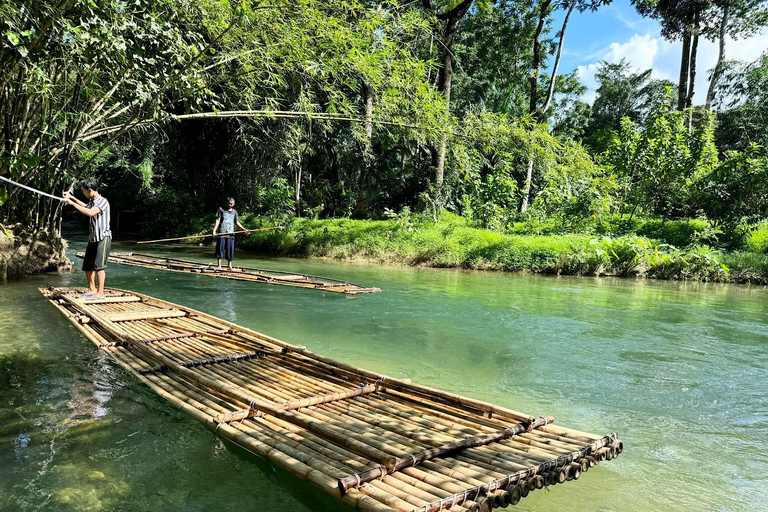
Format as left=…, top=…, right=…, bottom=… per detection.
left=42, top=286, right=622, bottom=512
left=75, top=252, right=381, bottom=294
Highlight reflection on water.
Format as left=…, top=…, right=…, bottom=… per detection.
left=1, top=236, right=767, bottom=511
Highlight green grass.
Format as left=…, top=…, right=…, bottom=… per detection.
left=175, top=214, right=768, bottom=284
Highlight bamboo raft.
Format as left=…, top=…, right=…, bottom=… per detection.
left=41, top=286, right=623, bottom=512
left=75, top=252, right=381, bottom=294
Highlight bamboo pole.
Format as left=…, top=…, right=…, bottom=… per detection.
left=137, top=226, right=281, bottom=244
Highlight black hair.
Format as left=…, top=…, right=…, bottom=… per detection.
left=78, top=178, right=99, bottom=192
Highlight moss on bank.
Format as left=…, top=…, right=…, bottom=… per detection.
left=0, top=224, right=71, bottom=278
left=186, top=214, right=768, bottom=284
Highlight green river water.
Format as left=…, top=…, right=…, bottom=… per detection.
left=1, top=237, right=767, bottom=512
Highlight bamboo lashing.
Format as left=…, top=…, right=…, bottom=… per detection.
left=338, top=415, right=555, bottom=494
left=41, top=286, right=623, bottom=512
left=137, top=226, right=282, bottom=244
left=216, top=384, right=380, bottom=424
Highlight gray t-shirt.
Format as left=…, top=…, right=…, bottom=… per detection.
left=88, top=195, right=112, bottom=242
left=216, top=207, right=239, bottom=238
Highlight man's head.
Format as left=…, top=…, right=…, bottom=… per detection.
left=78, top=178, right=100, bottom=199
left=226, top=197, right=235, bottom=209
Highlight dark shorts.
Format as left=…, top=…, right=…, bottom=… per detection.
left=82, top=237, right=111, bottom=271
left=215, top=237, right=235, bottom=261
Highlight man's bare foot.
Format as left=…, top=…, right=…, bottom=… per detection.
left=216, top=266, right=222, bottom=270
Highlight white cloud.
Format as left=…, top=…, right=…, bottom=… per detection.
left=576, top=29, right=768, bottom=105
left=605, top=33, right=661, bottom=70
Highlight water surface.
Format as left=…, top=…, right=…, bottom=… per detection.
left=1, top=238, right=767, bottom=511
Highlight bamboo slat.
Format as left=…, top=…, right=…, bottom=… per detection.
left=41, top=286, right=622, bottom=512
left=75, top=251, right=381, bottom=294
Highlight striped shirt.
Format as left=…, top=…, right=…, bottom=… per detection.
left=88, top=195, right=112, bottom=242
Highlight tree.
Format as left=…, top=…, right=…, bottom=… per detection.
left=420, top=0, right=476, bottom=210
left=601, top=105, right=718, bottom=220
left=696, top=144, right=768, bottom=227
left=704, top=0, right=768, bottom=109
left=452, top=0, right=538, bottom=115
left=586, top=59, right=676, bottom=140
left=520, top=0, right=612, bottom=212
left=633, top=0, right=712, bottom=110
left=713, top=53, right=768, bottom=152
left=0, top=0, right=223, bottom=232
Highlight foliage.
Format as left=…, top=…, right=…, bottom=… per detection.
left=745, top=222, right=768, bottom=253
left=714, top=54, right=768, bottom=153
left=586, top=59, right=676, bottom=147
left=192, top=216, right=768, bottom=283
left=601, top=105, right=718, bottom=220
left=695, top=143, right=768, bottom=227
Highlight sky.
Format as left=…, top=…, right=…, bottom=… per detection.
left=552, top=0, right=768, bottom=104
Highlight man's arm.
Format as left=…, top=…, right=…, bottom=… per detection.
left=213, top=217, right=221, bottom=235
left=63, top=192, right=87, bottom=208
left=63, top=194, right=100, bottom=217
left=235, top=212, right=250, bottom=234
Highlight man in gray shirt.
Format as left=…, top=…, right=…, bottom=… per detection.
left=213, top=197, right=249, bottom=270
left=63, top=178, right=112, bottom=298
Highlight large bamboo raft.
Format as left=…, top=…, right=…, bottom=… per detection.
left=75, top=252, right=381, bottom=294
left=41, top=286, right=622, bottom=512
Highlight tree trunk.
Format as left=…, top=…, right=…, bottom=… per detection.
left=293, top=156, right=302, bottom=218
left=686, top=11, right=700, bottom=110
left=520, top=158, right=534, bottom=213
left=677, top=27, right=691, bottom=111
left=705, top=1, right=730, bottom=110
left=425, top=0, right=474, bottom=211
left=529, top=0, right=554, bottom=115
left=539, top=0, right=576, bottom=118
left=354, top=83, right=374, bottom=217
left=434, top=43, right=452, bottom=204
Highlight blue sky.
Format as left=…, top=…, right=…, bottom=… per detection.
left=551, top=0, right=768, bottom=104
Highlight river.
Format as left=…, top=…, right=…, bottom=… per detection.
left=1, top=236, right=767, bottom=512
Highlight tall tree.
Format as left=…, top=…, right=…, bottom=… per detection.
left=633, top=0, right=712, bottom=110
left=704, top=0, right=768, bottom=109
left=421, top=0, right=475, bottom=209
left=520, top=0, right=612, bottom=212
left=587, top=59, right=676, bottom=135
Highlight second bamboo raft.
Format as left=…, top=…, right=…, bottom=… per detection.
left=42, top=286, right=622, bottom=512
left=75, top=252, right=381, bottom=294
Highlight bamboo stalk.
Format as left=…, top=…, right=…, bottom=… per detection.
left=339, top=415, right=554, bottom=494
left=137, top=226, right=281, bottom=244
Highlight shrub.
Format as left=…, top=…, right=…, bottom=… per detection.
left=746, top=223, right=768, bottom=253
left=636, top=218, right=713, bottom=247
left=589, top=236, right=649, bottom=276
left=646, top=244, right=729, bottom=281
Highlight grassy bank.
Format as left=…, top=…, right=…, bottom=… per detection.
left=185, top=214, right=768, bottom=284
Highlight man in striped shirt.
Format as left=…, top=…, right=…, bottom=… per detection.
left=63, top=179, right=112, bottom=299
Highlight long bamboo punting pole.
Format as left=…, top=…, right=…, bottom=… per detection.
left=137, top=226, right=281, bottom=244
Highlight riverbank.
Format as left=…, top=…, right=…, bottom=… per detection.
left=0, top=224, right=71, bottom=279
left=174, top=214, right=768, bottom=284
